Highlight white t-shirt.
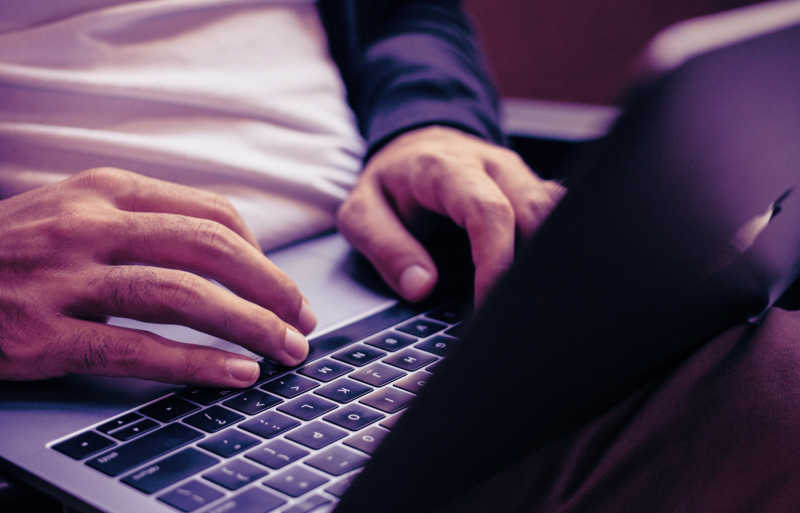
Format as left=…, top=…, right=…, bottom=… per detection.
left=0, top=0, right=365, bottom=249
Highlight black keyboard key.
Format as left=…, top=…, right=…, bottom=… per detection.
left=264, top=465, right=328, bottom=497
left=306, top=303, right=419, bottom=361
left=331, top=345, right=385, bottom=367
left=445, top=323, right=465, bottom=338
left=223, top=390, right=282, bottom=415
left=97, top=413, right=143, bottom=434
left=427, top=360, right=442, bottom=372
left=198, top=429, right=260, bottom=458
left=380, top=413, right=402, bottom=430
left=344, top=426, right=390, bottom=455
left=305, top=446, right=369, bottom=477
left=360, top=388, right=415, bottom=414
left=206, top=487, right=285, bottom=513
left=299, top=359, right=352, bottom=382
left=203, top=459, right=267, bottom=491
left=111, top=418, right=159, bottom=441
left=325, top=474, right=357, bottom=497
left=349, top=363, right=405, bottom=387
left=122, top=448, right=217, bottom=494
left=239, top=411, right=300, bottom=439
left=87, top=423, right=202, bottom=477
left=416, top=335, right=456, bottom=357
left=256, top=360, right=285, bottom=383
left=425, top=305, right=464, bottom=324
left=283, top=495, right=331, bottom=513
left=53, top=431, right=115, bottom=460
left=278, top=395, right=337, bottom=421
left=314, top=378, right=372, bottom=404
left=396, top=318, right=447, bottom=338
left=246, top=439, right=308, bottom=470
left=286, top=421, right=347, bottom=450
left=394, top=371, right=433, bottom=394
left=158, top=480, right=223, bottom=512
left=139, top=396, right=199, bottom=422
left=383, top=348, right=437, bottom=371
left=323, top=403, right=384, bottom=431
left=184, top=406, right=244, bottom=433
left=262, top=374, right=318, bottom=398
left=179, top=388, right=236, bottom=406
left=364, top=331, right=417, bottom=352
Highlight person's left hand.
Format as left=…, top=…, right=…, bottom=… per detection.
left=337, top=125, right=566, bottom=304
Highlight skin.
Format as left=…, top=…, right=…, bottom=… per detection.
left=0, top=167, right=316, bottom=387
left=0, top=126, right=562, bottom=388
left=338, top=125, right=566, bottom=304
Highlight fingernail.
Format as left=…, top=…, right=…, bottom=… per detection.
left=399, top=265, right=433, bottom=300
left=226, top=359, right=259, bottom=385
left=297, top=298, right=317, bottom=334
left=283, top=326, right=309, bottom=362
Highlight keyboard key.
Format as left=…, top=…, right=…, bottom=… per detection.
left=331, top=345, right=385, bottom=367
left=53, top=431, right=115, bottom=460
left=111, top=418, right=159, bottom=441
left=262, top=374, right=318, bottom=398
left=425, top=305, right=465, bottom=324
left=305, top=445, right=369, bottom=477
left=445, top=323, right=465, bottom=338
left=323, top=404, right=384, bottom=431
left=299, top=359, right=352, bottom=382
left=426, top=360, right=442, bottom=372
left=286, top=421, right=347, bottom=450
left=283, top=495, right=331, bottom=513
left=121, top=448, right=218, bottom=494
left=364, top=331, right=417, bottom=352
left=87, top=423, right=202, bottom=477
left=380, top=413, right=403, bottom=430
left=315, top=378, right=372, bottom=404
left=264, top=465, right=328, bottom=497
left=158, top=480, right=223, bottom=512
left=344, top=426, right=390, bottom=455
left=416, top=335, right=456, bottom=357
left=256, top=360, right=285, bottom=383
left=206, top=487, right=285, bottom=513
left=325, top=474, right=357, bottom=497
left=97, top=413, right=143, bottom=434
left=396, top=318, right=447, bottom=338
left=246, top=439, right=308, bottom=470
left=349, top=363, right=405, bottom=386
left=223, top=390, right=282, bottom=415
left=184, top=406, right=244, bottom=433
left=239, top=411, right=300, bottom=439
left=203, top=459, right=267, bottom=491
left=394, top=371, right=433, bottom=394
left=179, top=388, right=236, bottom=406
left=139, top=395, right=199, bottom=422
left=277, top=395, right=337, bottom=421
left=360, top=388, right=415, bottom=414
left=383, top=348, right=436, bottom=371
left=198, top=429, right=260, bottom=458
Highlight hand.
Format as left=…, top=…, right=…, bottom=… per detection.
left=337, top=126, right=565, bottom=304
left=0, top=168, right=316, bottom=387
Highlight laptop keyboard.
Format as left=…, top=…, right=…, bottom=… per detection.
left=50, top=303, right=464, bottom=513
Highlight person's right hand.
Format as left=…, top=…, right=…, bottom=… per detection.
left=0, top=168, right=316, bottom=387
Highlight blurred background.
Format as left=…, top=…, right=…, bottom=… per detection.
left=464, top=0, right=762, bottom=104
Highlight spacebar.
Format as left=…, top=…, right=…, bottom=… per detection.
left=86, top=423, right=202, bottom=477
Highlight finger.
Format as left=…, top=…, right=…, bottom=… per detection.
left=57, top=318, right=265, bottom=387
left=76, top=265, right=309, bottom=366
left=106, top=212, right=315, bottom=334
left=337, top=179, right=438, bottom=302
left=70, top=167, right=260, bottom=249
left=392, top=160, right=516, bottom=304
left=485, top=153, right=567, bottom=239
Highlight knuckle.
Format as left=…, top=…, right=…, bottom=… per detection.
left=469, top=196, right=515, bottom=227
left=158, top=271, right=203, bottom=313
left=71, top=167, right=131, bottom=191
left=180, top=350, right=207, bottom=382
left=208, top=193, right=240, bottom=223
left=336, top=195, right=368, bottom=235
left=192, top=220, right=237, bottom=256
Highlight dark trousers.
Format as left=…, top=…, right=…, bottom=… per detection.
left=336, top=24, right=800, bottom=513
